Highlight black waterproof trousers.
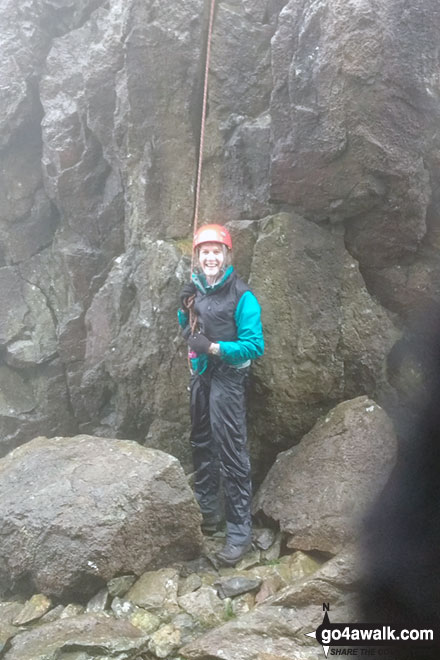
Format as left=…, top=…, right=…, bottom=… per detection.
left=190, top=359, right=252, bottom=546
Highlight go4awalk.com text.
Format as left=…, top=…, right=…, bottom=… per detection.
left=305, top=606, right=435, bottom=658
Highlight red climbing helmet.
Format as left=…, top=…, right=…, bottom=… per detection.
left=193, top=224, right=232, bottom=250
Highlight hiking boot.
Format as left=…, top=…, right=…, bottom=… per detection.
left=215, top=541, right=252, bottom=567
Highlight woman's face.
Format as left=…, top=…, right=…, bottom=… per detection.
left=198, top=242, right=225, bottom=280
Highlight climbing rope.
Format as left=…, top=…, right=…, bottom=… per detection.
left=187, top=0, right=217, bottom=336
left=191, top=0, right=217, bottom=273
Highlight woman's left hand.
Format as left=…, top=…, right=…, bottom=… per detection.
left=187, top=332, right=212, bottom=354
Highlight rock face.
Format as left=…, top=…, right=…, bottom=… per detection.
left=0, top=1, right=439, bottom=470
left=0, top=435, right=203, bottom=599
left=254, top=397, right=397, bottom=553
left=248, top=213, right=399, bottom=456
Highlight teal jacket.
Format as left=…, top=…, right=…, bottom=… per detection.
left=178, top=266, right=264, bottom=374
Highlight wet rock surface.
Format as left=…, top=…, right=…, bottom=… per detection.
left=249, top=213, right=399, bottom=456
left=0, top=0, right=438, bottom=654
left=254, top=396, right=397, bottom=553
left=0, top=409, right=367, bottom=658
left=214, top=576, right=262, bottom=600
left=0, top=0, right=437, bottom=467
left=0, top=435, right=202, bottom=599
left=0, top=529, right=360, bottom=660
left=3, top=613, right=150, bottom=660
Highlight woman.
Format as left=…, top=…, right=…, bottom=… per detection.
left=178, top=224, right=264, bottom=566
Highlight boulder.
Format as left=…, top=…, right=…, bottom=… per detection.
left=0, top=435, right=203, bottom=598
left=2, top=613, right=149, bottom=660
left=249, top=213, right=399, bottom=454
left=254, top=397, right=397, bottom=553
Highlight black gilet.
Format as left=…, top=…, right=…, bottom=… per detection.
left=194, top=271, right=250, bottom=343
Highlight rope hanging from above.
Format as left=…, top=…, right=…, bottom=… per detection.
left=187, top=0, right=217, bottom=338
left=191, top=0, right=217, bottom=274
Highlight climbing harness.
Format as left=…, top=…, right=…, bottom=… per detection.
left=186, top=0, right=217, bottom=337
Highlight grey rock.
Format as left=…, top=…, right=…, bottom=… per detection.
left=194, top=1, right=280, bottom=223
left=254, top=397, right=397, bottom=553
left=3, top=613, right=150, bottom=660
left=249, top=213, right=399, bottom=455
left=180, top=604, right=316, bottom=660
left=57, top=653, right=90, bottom=660
left=5, top=281, right=58, bottom=368
left=260, top=533, right=282, bottom=562
left=40, top=604, right=65, bottom=623
left=86, top=588, right=109, bottom=613
left=271, top=547, right=362, bottom=610
left=270, top=0, right=437, bottom=272
left=0, top=603, right=21, bottom=652
left=0, top=268, right=28, bottom=345
left=0, top=359, right=76, bottom=458
left=180, top=549, right=360, bottom=660
left=246, top=551, right=323, bottom=593
left=0, top=2, right=436, bottom=655
left=125, top=568, right=180, bottom=616
left=148, top=624, right=181, bottom=659
left=107, top=576, right=136, bottom=598
left=214, top=576, right=262, bottom=600
left=80, top=240, right=192, bottom=468
left=110, top=598, right=136, bottom=620
left=0, top=0, right=123, bottom=449
left=275, top=552, right=324, bottom=585
left=171, top=612, right=199, bottom=645
left=234, top=548, right=261, bottom=571
left=253, top=528, right=275, bottom=551
left=0, top=366, right=36, bottom=417
left=60, top=604, right=85, bottom=619
left=0, top=622, right=18, bottom=654
left=231, top=592, right=255, bottom=616
left=0, top=436, right=202, bottom=598
left=177, top=556, right=218, bottom=579
left=0, top=602, right=23, bottom=627
left=13, top=594, right=52, bottom=625
left=128, top=608, right=161, bottom=635
left=178, top=587, right=226, bottom=628
left=0, top=0, right=437, bottom=485
left=178, top=573, right=202, bottom=597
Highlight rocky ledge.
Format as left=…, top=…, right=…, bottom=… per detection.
left=0, top=397, right=395, bottom=658
left=0, top=534, right=361, bottom=660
